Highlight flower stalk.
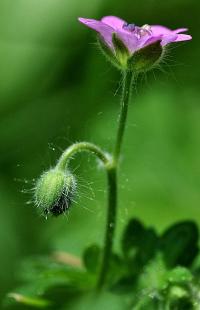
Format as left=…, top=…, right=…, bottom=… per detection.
left=97, top=70, right=133, bottom=289
left=114, top=70, right=134, bottom=163
left=57, top=142, right=110, bottom=171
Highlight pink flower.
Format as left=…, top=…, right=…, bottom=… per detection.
left=78, top=16, right=192, bottom=54
left=78, top=16, right=192, bottom=72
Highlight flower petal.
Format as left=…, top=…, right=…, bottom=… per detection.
left=151, top=25, right=191, bottom=41
left=139, top=35, right=162, bottom=49
left=151, top=25, right=172, bottom=36
left=78, top=17, right=114, bottom=48
left=174, top=28, right=188, bottom=34
left=101, top=16, right=125, bottom=30
left=116, top=30, right=139, bottom=53
left=175, top=34, right=192, bottom=42
left=161, top=33, right=178, bottom=46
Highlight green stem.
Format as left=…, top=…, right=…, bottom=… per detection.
left=97, top=163, right=117, bottom=289
left=114, top=70, right=133, bottom=163
left=97, top=70, right=133, bottom=289
left=57, top=142, right=110, bottom=171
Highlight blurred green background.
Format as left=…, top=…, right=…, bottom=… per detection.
left=0, top=0, right=199, bottom=302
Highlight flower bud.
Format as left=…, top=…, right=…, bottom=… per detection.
left=35, top=168, right=76, bottom=217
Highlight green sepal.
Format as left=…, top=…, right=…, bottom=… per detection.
left=128, top=40, right=163, bottom=72
left=112, top=33, right=130, bottom=69
left=97, top=35, right=121, bottom=70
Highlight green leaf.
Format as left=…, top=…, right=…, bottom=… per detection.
left=68, top=291, right=128, bottom=310
left=7, top=255, right=96, bottom=309
left=160, top=221, right=199, bottom=268
left=83, top=244, right=101, bottom=274
left=121, top=219, right=158, bottom=274
left=14, top=256, right=95, bottom=298
left=167, top=266, right=193, bottom=285
left=43, top=285, right=83, bottom=309
left=7, top=293, right=50, bottom=308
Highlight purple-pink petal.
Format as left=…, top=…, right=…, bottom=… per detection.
left=151, top=25, right=192, bottom=45
left=78, top=16, right=192, bottom=54
left=151, top=25, right=172, bottom=36
left=139, top=35, right=162, bottom=49
left=101, top=16, right=125, bottom=30
left=78, top=17, right=114, bottom=48
left=116, top=30, right=139, bottom=52
left=174, top=28, right=188, bottom=34
left=161, top=33, right=178, bottom=46
left=78, top=17, right=139, bottom=53
left=175, top=34, right=192, bottom=42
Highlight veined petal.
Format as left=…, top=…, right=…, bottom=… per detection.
left=175, top=34, right=192, bottom=42
left=101, top=16, right=125, bottom=30
left=151, top=25, right=191, bottom=43
left=174, top=28, right=188, bottom=34
left=151, top=25, right=172, bottom=35
left=161, top=33, right=178, bottom=46
left=78, top=17, right=114, bottom=48
left=139, top=35, right=162, bottom=49
left=116, top=30, right=139, bottom=53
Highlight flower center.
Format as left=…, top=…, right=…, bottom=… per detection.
left=122, top=23, right=152, bottom=38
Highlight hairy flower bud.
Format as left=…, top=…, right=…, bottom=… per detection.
left=35, top=168, right=77, bottom=217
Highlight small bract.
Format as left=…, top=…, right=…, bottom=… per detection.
left=35, top=168, right=76, bottom=217
left=78, top=16, right=192, bottom=72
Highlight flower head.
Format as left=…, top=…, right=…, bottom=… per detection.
left=35, top=168, right=77, bottom=217
left=78, top=16, right=192, bottom=72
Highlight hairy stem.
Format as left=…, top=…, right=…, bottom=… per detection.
left=114, top=70, right=133, bottom=163
left=97, top=162, right=117, bottom=289
left=57, top=142, right=110, bottom=171
left=97, top=70, right=133, bottom=289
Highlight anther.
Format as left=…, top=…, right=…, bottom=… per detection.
left=123, top=23, right=136, bottom=32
